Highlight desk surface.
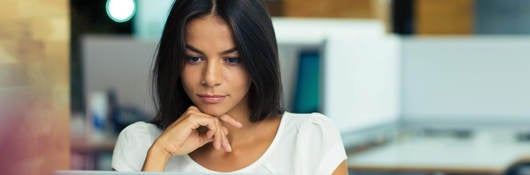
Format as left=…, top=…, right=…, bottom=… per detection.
left=348, top=132, right=530, bottom=174
left=71, top=138, right=116, bottom=153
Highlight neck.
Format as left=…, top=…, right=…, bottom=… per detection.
left=224, top=106, right=257, bottom=145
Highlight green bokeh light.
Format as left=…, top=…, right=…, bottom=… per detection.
left=106, top=0, right=136, bottom=23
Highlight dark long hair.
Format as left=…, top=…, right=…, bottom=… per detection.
left=151, top=0, right=283, bottom=129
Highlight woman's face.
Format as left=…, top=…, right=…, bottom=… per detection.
left=181, top=15, right=250, bottom=117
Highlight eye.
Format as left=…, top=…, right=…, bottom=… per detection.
left=224, top=57, right=240, bottom=65
left=186, top=56, right=203, bottom=64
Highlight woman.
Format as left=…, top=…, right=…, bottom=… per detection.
left=112, top=0, right=348, bottom=174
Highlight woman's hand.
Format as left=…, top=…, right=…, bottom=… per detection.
left=156, top=106, right=242, bottom=155
left=142, top=106, right=242, bottom=171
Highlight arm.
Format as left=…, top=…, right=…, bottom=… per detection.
left=332, top=160, right=348, bottom=175
left=142, top=143, right=172, bottom=171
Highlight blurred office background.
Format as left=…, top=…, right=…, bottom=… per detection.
left=3, top=0, right=530, bottom=174
left=70, top=0, right=530, bottom=174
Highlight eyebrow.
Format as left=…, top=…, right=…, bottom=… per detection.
left=185, top=44, right=238, bottom=55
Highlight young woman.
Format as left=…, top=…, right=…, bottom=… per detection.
left=112, top=0, right=348, bottom=174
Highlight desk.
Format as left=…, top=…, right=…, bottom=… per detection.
left=348, top=132, right=530, bottom=175
left=71, top=138, right=116, bottom=153
left=71, top=138, right=116, bottom=170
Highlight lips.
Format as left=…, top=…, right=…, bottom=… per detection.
left=197, top=94, right=226, bottom=104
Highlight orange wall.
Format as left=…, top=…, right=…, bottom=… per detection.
left=282, top=0, right=391, bottom=31
left=415, top=0, right=474, bottom=35
left=0, top=0, right=70, bottom=174
left=284, top=0, right=374, bottom=18
left=282, top=0, right=473, bottom=35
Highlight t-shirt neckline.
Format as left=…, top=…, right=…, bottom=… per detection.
left=183, top=112, right=288, bottom=174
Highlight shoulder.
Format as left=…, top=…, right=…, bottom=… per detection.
left=112, top=121, right=162, bottom=171
left=114, top=121, right=162, bottom=151
left=277, top=112, right=347, bottom=174
left=115, top=121, right=162, bottom=145
left=119, top=121, right=161, bottom=138
left=282, top=112, right=338, bottom=133
left=280, top=112, right=343, bottom=148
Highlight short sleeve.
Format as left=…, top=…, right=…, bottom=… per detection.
left=297, top=113, right=347, bottom=175
left=112, top=122, right=160, bottom=172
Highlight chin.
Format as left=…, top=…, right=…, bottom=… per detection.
left=196, top=105, right=229, bottom=117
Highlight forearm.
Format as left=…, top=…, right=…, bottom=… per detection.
left=142, top=144, right=171, bottom=171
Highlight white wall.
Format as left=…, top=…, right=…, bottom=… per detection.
left=82, top=35, right=157, bottom=116
left=402, top=36, right=530, bottom=125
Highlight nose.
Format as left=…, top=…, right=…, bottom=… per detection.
left=201, top=59, right=222, bottom=87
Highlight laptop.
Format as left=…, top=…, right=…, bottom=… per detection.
left=53, top=171, right=200, bottom=175
left=54, top=170, right=273, bottom=175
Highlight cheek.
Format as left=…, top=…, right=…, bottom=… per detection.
left=243, top=77, right=251, bottom=91
left=180, top=68, right=197, bottom=93
left=224, top=71, right=248, bottom=93
left=234, top=71, right=251, bottom=92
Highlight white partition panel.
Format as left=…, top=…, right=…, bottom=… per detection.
left=402, top=37, right=530, bottom=125
left=272, top=18, right=386, bottom=111
left=323, top=36, right=401, bottom=132
left=272, top=18, right=385, bottom=45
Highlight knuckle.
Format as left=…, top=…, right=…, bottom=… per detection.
left=183, top=110, right=193, bottom=116
left=214, top=118, right=221, bottom=125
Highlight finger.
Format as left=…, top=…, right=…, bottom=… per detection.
left=188, top=106, right=200, bottom=112
left=200, top=116, right=221, bottom=150
left=199, top=136, right=214, bottom=147
left=174, top=106, right=200, bottom=123
left=220, top=114, right=243, bottom=128
left=214, top=119, right=222, bottom=150
left=189, top=116, right=217, bottom=134
left=219, top=124, right=232, bottom=152
left=185, top=114, right=221, bottom=149
left=219, top=124, right=228, bottom=152
left=186, top=111, right=226, bottom=150
left=222, top=126, right=229, bottom=136
left=222, top=127, right=232, bottom=152
left=187, top=112, right=218, bottom=130
left=206, top=130, right=215, bottom=139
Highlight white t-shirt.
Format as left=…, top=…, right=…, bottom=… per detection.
left=112, top=112, right=347, bottom=175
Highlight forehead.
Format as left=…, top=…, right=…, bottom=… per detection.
left=185, top=15, right=234, bottom=46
